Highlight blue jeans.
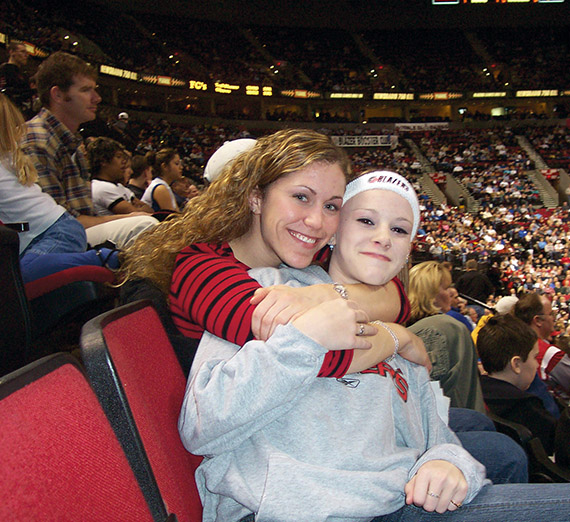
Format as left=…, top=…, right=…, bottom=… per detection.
left=449, top=408, right=528, bottom=484
left=22, top=212, right=87, bottom=255
left=372, top=483, right=570, bottom=521
left=20, top=248, right=119, bottom=283
left=20, top=213, right=119, bottom=283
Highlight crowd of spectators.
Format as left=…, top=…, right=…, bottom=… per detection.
left=476, top=27, right=570, bottom=90
left=417, top=202, right=570, bottom=335
left=4, top=0, right=569, bottom=96
left=362, top=29, right=495, bottom=93
left=524, top=126, right=570, bottom=171
left=413, top=128, right=539, bottom=205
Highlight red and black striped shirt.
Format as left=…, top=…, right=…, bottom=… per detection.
left=169, top=242, right=409, bottom=377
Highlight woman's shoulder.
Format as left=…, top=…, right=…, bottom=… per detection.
left=176, top=242, right=233, bottom=261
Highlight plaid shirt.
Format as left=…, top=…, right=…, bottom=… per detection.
left=22, top=108, right=94, bottom=217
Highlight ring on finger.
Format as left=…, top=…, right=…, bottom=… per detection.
left=427, top=491, right=440, bottom=499
left=449, top=500, right=462, bottom=508
left=357, top=324, right=365, bottom=336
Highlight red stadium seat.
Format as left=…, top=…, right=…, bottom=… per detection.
left=80, top=300, right=203, bottom=522
left=0, top=353, right=157, bottom=521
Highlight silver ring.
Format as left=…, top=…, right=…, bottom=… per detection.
left=357, top=324, right=365, bottom=336
left=449, top=499, right=462, bottom=508
left=427, top=491, right=440, bottom=499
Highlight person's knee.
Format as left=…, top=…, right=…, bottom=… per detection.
left=457, top=431, right=528, bottom=484
left=121, top=215, right=159, bottom=246
left=449, top=408, right=496, bottom=433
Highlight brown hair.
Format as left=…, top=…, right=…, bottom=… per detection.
left=8, top=41, right=26, bottom=54
left=478, top=314, right=537, bottom=373
left=514, top=292, right=544, bottom=325
left=35, top=51, right=97, bottom=107
left=145, top=148, right=178, bottom=179
left=131, top=155, right=149, bottom=180
left=86, top=137, right=125, bottom=178
left=118, top=128, right=351, bottom=293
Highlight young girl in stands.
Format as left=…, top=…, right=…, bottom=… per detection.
left=181, top=171, right=570, bottom=522
left=0, top=93, right=118, bottom=283
left=141, top=148, right=184, bottom=212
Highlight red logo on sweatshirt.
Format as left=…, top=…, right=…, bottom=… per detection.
left=361, top=362, right=409, bottom=402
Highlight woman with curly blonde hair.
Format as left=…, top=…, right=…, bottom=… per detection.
left=0, top=93, right=118, bottom=282
left=120, top=129, right=427, bottom=377
left=408, top=261, right=485, bottom=412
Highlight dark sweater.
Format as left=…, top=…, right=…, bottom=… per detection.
left=480, top=374, right=556, bottom=455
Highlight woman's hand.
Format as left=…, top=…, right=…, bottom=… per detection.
left=291, top=299, right=376, bottom=351
left=389, top=325, right=432, bottom=372
left=404, top=460, right=468, bottom=514
left=251, top=285, right=329, bottom=340
left=251, top=281, right=402, bottom=341
left=345, top=323, right=432, bottom=374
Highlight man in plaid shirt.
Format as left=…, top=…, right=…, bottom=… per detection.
left=22, top=52, right=157, bottom=249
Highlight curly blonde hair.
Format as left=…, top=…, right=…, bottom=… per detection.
left=118, top=128, right=352, bottom=293
left=408, top=261, right=452, bottom=324
left=0, top=94, right=37, bottom=186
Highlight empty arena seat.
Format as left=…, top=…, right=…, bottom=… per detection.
left=0, top=353, right=158, bottom=521
left=80, top=300, right=203, bottom=522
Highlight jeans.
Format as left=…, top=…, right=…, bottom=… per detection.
left=20, top=248, right=119, bottom=283
left=372, top=483, right=570, bottom=521
left=22, top=212, right=87, bottom=256
left=449, top=407, right=528, bottom=484
left=19, top=212, right=121, bottom=283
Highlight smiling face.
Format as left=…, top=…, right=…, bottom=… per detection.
left=245, top=161, right=345, bottom=269
left=328, top=190, right=413, bottom=286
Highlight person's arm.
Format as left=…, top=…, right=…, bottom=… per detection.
left=405, top=364, right=488, bottom=511
left=76, top=211, right=152, bottom=229
left=181, top=299, right=370, bottom=455
left=131, top=198, right=154, bottom=213
left=249, top=276, right=429, bottom=373
left=110, top=199, right=139, bottom=215
left=250, top=280, right=402, bottom=340
left=152, top=184, right=178, bottom=212
left=170, top=245, right=357, bottom=377
left=548, top=353, right=570, bottom=394
left=346, top=323, right=431, bottom=374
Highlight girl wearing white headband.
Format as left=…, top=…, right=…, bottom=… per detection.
left=329, top=170, right=420, bottom=289
left=181, top=170, right=569, bottom=522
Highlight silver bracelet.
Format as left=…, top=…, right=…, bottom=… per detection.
left=333, top=283, right=349, bottom=300
left=372, top=321, right=400, bottom=363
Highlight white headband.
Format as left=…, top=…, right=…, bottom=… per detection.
left=343, top=171, right=421, bottom=238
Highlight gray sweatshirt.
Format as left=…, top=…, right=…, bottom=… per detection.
left=179, top=265, right=489, bottom=522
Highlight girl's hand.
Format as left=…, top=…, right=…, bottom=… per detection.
left=291, top=299, right=376, bottom=351
left=389, top=325, right=432, bottom=372
left=404, top=460, right=467, bottom=514
left=251, top=285, right=327, bottom=340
